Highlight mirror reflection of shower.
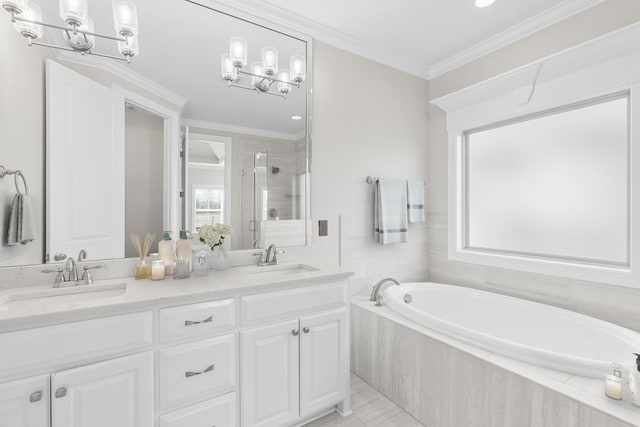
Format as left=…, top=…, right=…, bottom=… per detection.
left=241, top=150, right=268, bottom=249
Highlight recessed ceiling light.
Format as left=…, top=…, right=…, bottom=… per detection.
left=291, top=115, right=303, bottom=120
left=475, top=0, right=496, bottom=7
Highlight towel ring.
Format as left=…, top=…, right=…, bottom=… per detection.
left=14, top=171, right=28, bottom=195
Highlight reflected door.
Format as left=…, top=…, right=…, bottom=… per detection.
left=46, top=60, right=125, bottom=262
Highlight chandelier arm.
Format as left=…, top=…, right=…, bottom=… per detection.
left=236, top=69, right=293, bottom=87
left=28, top=39, right=131, bottom=62
left=228, top=82, right=285, bottom=98
left=12, top=14, right=128, bottom=43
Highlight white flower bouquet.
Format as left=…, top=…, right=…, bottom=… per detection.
left=198, top=223, right=233, bottom=251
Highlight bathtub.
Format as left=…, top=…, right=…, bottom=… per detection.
left=381, top=282, right=640, bottom=378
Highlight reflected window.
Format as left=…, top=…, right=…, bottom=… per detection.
left=463, top=91, right=629, bottom=266
left=193, top=186, right=224, bottom=230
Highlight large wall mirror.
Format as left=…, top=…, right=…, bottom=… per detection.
left=0, top=0, right=311, bottom=267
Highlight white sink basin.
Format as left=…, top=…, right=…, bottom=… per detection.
left=0, top=282, right=127, bottom=310
left=246, top=263, right=320, bottom=276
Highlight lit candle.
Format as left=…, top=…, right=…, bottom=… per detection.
left=605, top=365, right=622, bottom=400
left=151, top=260, right=165, bottom=281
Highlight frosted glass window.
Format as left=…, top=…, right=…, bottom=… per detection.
left=464, top=92, right=629, bottom=265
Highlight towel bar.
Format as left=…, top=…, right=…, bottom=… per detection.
left=0, top=165, right=29, bottom=195
left=366, top=176, right=425, bottom=185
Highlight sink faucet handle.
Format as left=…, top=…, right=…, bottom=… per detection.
left=252, top=251, right=266, bottom=265
left=81, top=265, right=104, bottom=285
left=41, top=268, right=66, bottom=287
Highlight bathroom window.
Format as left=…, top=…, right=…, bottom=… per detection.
left=463, top=92, right=630, bottom=266
left=193, top=186, right=224, bottom=230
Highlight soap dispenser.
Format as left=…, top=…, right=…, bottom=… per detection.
left=631, top=353, right=640, bottom=406
left=175, top=230, right=192, bottom=271
left=158, top=231, right=175, bottom=275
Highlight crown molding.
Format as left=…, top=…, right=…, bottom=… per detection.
left=182, top=118, right=303, bottom=141
left=427, top=0, right=606, bottom=79
left=53, top=50, right=187, bottom=109
left=194, top=0, right=425, bottom=78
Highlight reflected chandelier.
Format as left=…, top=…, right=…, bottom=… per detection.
left=220, top=36, right=306, bottom=98
left=2, top=0, right=140, bottom=62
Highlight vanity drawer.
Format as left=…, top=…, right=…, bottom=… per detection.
left=158, top=333, right=236, bottom=409
left=159, top=298, right=236, bottom=343
left=0, top=312, right=153, bottom=376
left=159, top=392, right=236, bottom=427
left=240, top=281, right=346, bottom=325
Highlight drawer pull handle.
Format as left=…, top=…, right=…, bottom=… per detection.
left=55, top=387, right=67, bottom=398
left=291, top=329, right=299, bottom=336
left=29, top=390, right=43, bottom=403
left=303, top=327, right=310, bottom=333
left=185, top=364, right=215, bottom=377
left=184, top=315, right=214, bottom=326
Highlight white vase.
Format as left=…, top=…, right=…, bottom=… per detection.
left=211, top=246, right=231, bottom=271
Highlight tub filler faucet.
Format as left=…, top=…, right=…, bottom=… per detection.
left=369, top=277, right=400, bottom=306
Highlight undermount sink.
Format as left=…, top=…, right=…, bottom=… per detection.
left=0, top=282, right=127, bottom=310
left=246, top=263, right=320, bottom=276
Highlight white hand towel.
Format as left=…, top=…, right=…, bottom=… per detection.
left=6, top=193, right=36, bottom=246
left=6, top=194, right=21, bottom=246
left=19, top=193, right=36, bottom=244
left=374, top=179, right=408, bottom=245
left=407, top=180, right=425, bottom=223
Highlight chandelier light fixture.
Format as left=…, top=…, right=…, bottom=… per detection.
left=1, top=0, right=140, bottom=62
left=221, top=36, right=306, bottom=98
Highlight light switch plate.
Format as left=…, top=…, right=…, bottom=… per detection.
left=318, top=220, right=328, bottom=236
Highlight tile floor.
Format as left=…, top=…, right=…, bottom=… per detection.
left=303, top=372, right=425, bottom=427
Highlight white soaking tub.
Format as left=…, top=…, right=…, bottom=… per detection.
left=381, top=282, right=640, bottom=378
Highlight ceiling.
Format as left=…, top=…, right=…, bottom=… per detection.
left=217, top=0, right=604, bottom=78
left=33, top=0, right=602, bottom=135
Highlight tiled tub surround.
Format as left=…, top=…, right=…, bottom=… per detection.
left=351, top=297, right=640, bottom=427
left=0, top=264, right=353, bottom=427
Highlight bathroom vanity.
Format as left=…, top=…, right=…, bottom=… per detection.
left=0, top=264, right=352, bottom=427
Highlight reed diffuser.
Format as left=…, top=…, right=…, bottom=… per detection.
left=130, top=233, right=156, bottom=279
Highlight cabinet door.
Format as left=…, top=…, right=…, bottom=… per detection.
left=241, top=319, right=299, bottom=427
left=0, top=375, right=49, bottom=427
left=51, top=352, right=153, bottom=427
left=300, top=308, right=347, bottom=417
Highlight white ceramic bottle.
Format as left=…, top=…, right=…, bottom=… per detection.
left=631, top=353, right=640, bottom=406
left=158, top=231, right=175, bottom=275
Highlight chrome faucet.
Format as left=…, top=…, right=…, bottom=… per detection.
left=255, top=244, right=285, bottom=266
left=65, top=257, right=78, bottom=282
left=369, top=277, right=400, bottom=306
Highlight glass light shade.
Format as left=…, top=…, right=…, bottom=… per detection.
left=290, top=54, right=305, bottom=83
left=277, top=69, right=291, bottom=95
left=229, top=36, right=247, bottom=68
left=66, top=16, right=95, bottom=51
left=117, top=33, right=138, bottom=57
left=2, top=0, right=28, bottom=14
left=13, top=2, right=42, bottom=39
left=113, top=0, right=138, bottom=37
left=221, top=53, right=237, bottom=81
left=261, top=46, right=278, bottom=76
left=59, top=0, right=88, bottom=27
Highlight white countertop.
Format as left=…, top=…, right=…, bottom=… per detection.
left=0, top=263, right=353, bottom=331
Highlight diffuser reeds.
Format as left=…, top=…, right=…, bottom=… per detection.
left=130, top=233, right=156, bottom=279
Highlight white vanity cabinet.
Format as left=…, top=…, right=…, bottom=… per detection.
left=240, top=282, right=349, bottom=427
left=157, top=298, right=239, bottom=426
left=51, top=352, right=154, bottom=427
left=0, top=375, right=49, bottom=427
left=0, top=312, right=154, bottom=427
